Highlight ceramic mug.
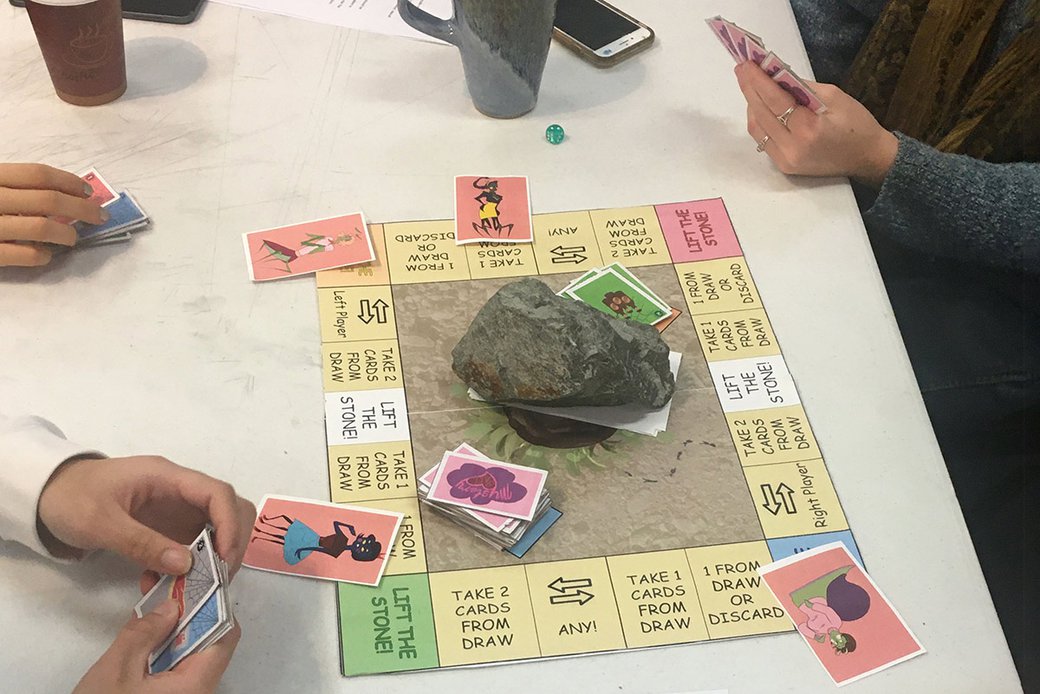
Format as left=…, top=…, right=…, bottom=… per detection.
left=398, top=0, right=558, bottom=118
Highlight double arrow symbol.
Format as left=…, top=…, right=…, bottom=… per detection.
left=760, top=483, right=797, bottom=516
left=549, top=245, right=587, bottom=264
left=358, top=298, right=389, bottom=324
left=548, top=577, right=594, bottom=606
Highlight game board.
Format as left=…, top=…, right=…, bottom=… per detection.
left=313, top=198, right=862, bottom=676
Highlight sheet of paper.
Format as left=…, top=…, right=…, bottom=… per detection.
left=469, top=352, right=682, bottom=436
left=208, top=0, right=452, bottom=43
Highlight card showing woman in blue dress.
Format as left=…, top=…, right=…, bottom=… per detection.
left=243, top=495, right=404, bottom=586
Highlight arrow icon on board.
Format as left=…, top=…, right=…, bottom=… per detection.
left=547, top=577, right=595, bottom=605
left=760, top=483, right=797, bottom=516
left=358, top=298, right=389, bottom=324
left=549, top=245, right=587, bottom=264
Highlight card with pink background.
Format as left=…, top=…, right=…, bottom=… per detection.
left=243, top=212, right=375, bottom=281
left=454, top=175, right=533, bottom=245
left=427, top=451, right=547, bottom=521
left=759, top=543, right=925, bottom=686
left=243, top=495, right=403, bottom=586
left=420, top=444, right=519, bottom=532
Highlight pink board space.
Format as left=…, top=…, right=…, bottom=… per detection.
left=656, top=198, right=741, bottom=262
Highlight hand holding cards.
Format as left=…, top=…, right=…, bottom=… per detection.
left=73, top=167, right=151, bottom=247
left=135, top=526, right=236, bottom=674
left=705, top=16, right=828, bottom=114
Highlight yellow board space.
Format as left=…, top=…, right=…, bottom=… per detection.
left=742, top=458, right=850, bottom=538
left=383, top=219, right=471, bottom=285
left=465, top=241, right=539, bottom=280
left=322, top=339, right=403, bottom=392
left=694, top=308, right=780, bottom=362
left=523, top=558, right=627, bottom=656
left=589, top=205, right=671, bottom=268
left=726, top=405, right=822, bottom=467
left=428, top=566, right=541, bottom=666
left=674, top=257, right=763, bottom=315
left=327, top=441, right=415, bottom=503
left=606, top=550, right=710, bottom=648
left=317, top=285, right=397, bottom=343
left=530, top=210, right=604, bottom=274
left=685, top=542, right=791, bottom=639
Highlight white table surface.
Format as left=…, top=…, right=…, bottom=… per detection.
left=0, top=1, right=1021, bottom=692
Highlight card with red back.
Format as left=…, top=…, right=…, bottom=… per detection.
left=80, top=167, right=118, bottom=207
left=420, top=444, right=519, bottom=533
left=454, top=175, right=533, bottom=245
left=772, top=67, right=829, bottom=114
left=242, top=212, right=376, bottom=281
left=759, top=543, right=925, bottom=686
left=704, top=17, right=741, bottom=62
left=242, top=495, right=403, bottom=586
left=759, top=51, right=787, bottom=77
left=427, top=451, right=547, bottom=521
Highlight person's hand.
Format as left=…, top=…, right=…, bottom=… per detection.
left=74, top=599, right=242, bottom=694
left=0, top=163, right=107, bottom=267
left=37, top=455, right=256, bottom=578
left=735, top=62, right=899, bottom=188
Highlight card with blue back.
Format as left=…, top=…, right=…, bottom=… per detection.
left=75, top=191, right=149, bottom=243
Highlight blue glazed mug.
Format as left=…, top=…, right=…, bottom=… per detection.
left=398, top=0, right=558, bottom=118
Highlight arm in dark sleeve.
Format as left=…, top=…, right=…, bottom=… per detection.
left=863, top=133, right=1040, bottom=275
left=788, top=0, right=886, bottom=83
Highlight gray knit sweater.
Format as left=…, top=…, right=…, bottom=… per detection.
left=789, top=0, right=1040, bottom=276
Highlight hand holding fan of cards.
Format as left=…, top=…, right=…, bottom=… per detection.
left=72, top=167, right=151, bottom=247
left=705, top=16, right=828, bottom=114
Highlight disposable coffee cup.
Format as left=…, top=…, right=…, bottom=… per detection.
left=25, top=0, right=126, bottom=106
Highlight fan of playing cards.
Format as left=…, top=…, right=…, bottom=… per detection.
left=134, top=526, right=234, bottom=674
left=705, top=16, right=828, bottom=114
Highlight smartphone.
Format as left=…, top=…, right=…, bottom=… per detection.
left=553, top=0, right=654, bottom=68
left=9, top=0, right=205, bottom=24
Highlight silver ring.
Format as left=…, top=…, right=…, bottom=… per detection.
left=777, top=105, right=797, bottom=127
left=755, top=134, right=771, bottom=152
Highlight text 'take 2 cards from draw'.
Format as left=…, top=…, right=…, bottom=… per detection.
left=758, top=542, right=925, bottom=686
left=242, top=212, right=376, bottom=281
left=242, top=495, right=403, bottom=586
left=454, top=175, right=533, bottom=245
left=426, top=451, right=548, bottom=521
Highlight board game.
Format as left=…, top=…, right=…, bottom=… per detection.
left=312, top=198, right=862, bottom=676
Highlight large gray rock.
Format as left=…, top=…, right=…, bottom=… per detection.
left=452, top=278, right=675, bottom=408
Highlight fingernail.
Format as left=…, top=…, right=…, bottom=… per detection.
left=82, top=182, right=93, bottom=197
left=154, top=599, right=180, bottom=619
left=162, top=548, right=192, bottom=574
left=99, top=209, right=110, bottom=222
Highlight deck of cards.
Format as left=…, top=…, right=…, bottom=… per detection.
left=74, top=167, right=150, bottom=247
left=135, top=526, right=234, bottom=674
left=420, top=444, right=560, bottom=557
left=558, top=263, right=680, bottom=331
left=705, top=16, right=828, bottom=114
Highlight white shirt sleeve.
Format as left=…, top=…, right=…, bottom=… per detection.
left=0, top=413, right=102, bottom=557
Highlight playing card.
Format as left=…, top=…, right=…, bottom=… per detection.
left=772, top=67, right=828, bottom=114
left=746, top=39, right=769, bottom=65
left=653, top=307, right=683, bottom=334
left=506, top=507, right=562, bottom=558
left=80, top=167, right=118, bottom=207
left=149, top=590, right=226, bottom=674
left=135, top=528, right=220, bottom=638
left=705, top=17, right=742, bottom=62
left=454, top=175, right=533, bottom=245
left=242, top=212, right=376, bottom=282
left=568, top=268, right=670, bottom=326
left=75, top=192, right=149, bottom=242
left=759, top=542, right=925, bottom=686
left=426, top=452, right=548, bottom=521
left=242, top=495, right=403, bottom=586
left=604, top=262, right=671, bottom=310
left=420, top=444, right=518, bottom=532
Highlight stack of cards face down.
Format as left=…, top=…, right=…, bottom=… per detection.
left=135, top=526, right=234, bottom=674
left=73, top=167, right=150, bottom=247
left=420, top=444, right=559, bottom=556
left=558, top=262, right=679, bottom=330
left=705, top=16, right=828, bottom=114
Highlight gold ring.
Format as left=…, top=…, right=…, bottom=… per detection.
left=755, top=135, right=771, bottom=152
left=777, top=106, right=797, bottom=127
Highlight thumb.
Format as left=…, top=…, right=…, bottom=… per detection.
left=110, top=599, right=181, bottom=664
left=103, top=512, right=193, bottom=575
